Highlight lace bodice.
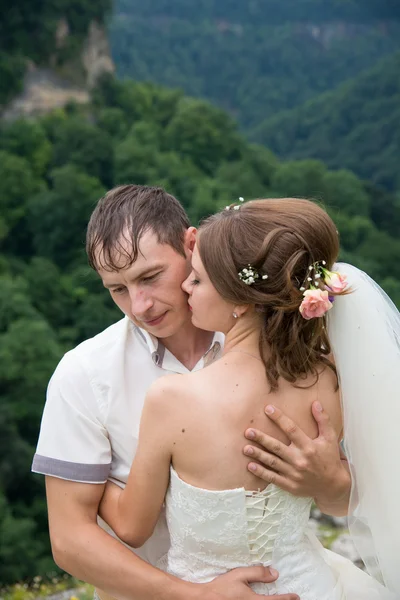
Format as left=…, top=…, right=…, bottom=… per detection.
left=158, top=467, right=343, bottom=598
left=156, top=467, right=395, bottom=599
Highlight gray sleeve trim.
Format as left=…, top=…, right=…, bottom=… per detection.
left=31, top=454, right=111, bottom=483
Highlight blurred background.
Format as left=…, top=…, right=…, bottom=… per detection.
left=0, top=0, right=399, bottom=590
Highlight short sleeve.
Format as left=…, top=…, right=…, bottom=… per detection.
left=32, top=351, right=111, bottom=483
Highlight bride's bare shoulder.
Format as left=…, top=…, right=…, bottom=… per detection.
left=145, top=371, right=199, bottom=403
left=147, top=366, right=217, bottom=410
left=146, top=372, right=185, bottom=399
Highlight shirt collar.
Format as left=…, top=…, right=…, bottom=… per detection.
left=132, top=323, right=224, bottom=368
left=132, top=325, right=163, bottom=365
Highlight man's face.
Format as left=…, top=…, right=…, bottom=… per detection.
left=98, top=229, right=195, bottom=338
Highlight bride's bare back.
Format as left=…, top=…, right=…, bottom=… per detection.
left=155, top=353, right=342, bottom=492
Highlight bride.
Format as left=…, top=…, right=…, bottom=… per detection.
left=99, top=198, right=399, bottom=599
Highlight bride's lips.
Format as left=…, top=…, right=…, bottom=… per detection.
left=143, top=312, right=167, bottom=326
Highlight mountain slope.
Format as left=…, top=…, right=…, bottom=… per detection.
left=110, top=0, right=400, bottom=130
left=252, top=51, right=400, bottom=191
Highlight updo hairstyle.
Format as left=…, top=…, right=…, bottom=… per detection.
left=197, top=198, right=341, bottom=390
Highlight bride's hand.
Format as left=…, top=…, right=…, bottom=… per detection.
left=243, top=401, right=351, bottom=516
left=201, top=565, right=299, bottom=599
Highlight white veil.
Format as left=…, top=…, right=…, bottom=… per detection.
left=326, top=263, right=400, bottom=595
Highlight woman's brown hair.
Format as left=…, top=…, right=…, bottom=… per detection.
left=197, top=198, right=341, bottom=390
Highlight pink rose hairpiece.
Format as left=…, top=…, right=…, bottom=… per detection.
left=299, top=261, right=348, bottom=320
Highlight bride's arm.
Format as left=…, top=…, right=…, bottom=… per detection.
left=99, top=378, right=175, bottom=547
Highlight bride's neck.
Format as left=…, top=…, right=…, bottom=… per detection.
left=222, top=314, right=267, bottom=359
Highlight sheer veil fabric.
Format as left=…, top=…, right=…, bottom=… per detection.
left=326, top=263, right=400, bottom=595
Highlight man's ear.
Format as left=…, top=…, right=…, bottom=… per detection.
left=184, top=227, right=197, bottom=254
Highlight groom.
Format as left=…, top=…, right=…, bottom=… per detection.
left=32, top=185, right=351, bottom=600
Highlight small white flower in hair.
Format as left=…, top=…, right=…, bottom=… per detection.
left=238, top=264, right=268, bottom=286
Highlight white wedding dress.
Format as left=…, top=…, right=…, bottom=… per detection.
left=155, top=262, right=399, bottom=599
left=157, top=467, right=395, bottom=599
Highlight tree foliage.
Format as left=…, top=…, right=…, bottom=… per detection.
left=114, top=0, right=400, bottom=26
left=254, top=51, right=400, bottom=192
left=111, top=0, right=400, bottom=132
left=110, top=0, right=400, bottom=193
left=1, top=73, right=400, bottom=584
left=1, top=2, right=400, bottom=582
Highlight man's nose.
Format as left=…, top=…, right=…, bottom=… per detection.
left=129, top=288, right=154, bottom=317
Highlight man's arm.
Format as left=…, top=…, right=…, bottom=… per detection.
left=243, top=401, right=351, bottom=516
left=46, top=476, right=299, bottom=600
left=46, top=476, right=186, bottom=600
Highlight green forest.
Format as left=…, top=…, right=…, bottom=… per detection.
left=1, top=0, right=400, bottom=588
left=111, top=0, right=400, bottom=191
left=253, top=50, right=400, bottom=191
left=2, top=74, right=400, bottom=584
left=111, top=0, right=400, bottom=130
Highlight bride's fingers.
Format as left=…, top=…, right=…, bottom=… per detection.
left=243, top=444, right=291, bottom=476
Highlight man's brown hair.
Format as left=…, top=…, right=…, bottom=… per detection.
left=86, top=185, right=190, bottom=271
left=198, top=198, right=343, bottom=390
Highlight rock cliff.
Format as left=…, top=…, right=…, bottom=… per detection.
left=1, top=19, right=114, bottom=120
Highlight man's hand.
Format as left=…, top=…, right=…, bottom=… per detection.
left=202, top=566, right=299, bottom=600
left=243, top=401, right=351, bottom=516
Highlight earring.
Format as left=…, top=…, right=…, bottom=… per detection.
left=233, top=312, right=238, bottom=319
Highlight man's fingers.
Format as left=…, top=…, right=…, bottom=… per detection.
left=245, top=428, right=291, bottom=460
left=246, top=462, right=295, bottom=493
left=311, top=401, right=336, bottom=441
left=230, top=565, right=300, bottom=598
left=243, top=445, right=291, bottom=476
left=234, top=565, right=299, bottom=598
left=264, top=405, right=310, bottom=446
left=231, top=564, right=279, bottom=584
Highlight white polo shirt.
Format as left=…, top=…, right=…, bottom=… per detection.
left=32, top=316, right=223, bottom=565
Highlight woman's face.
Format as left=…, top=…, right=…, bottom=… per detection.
left=181, top=244, right=237, bottom=333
